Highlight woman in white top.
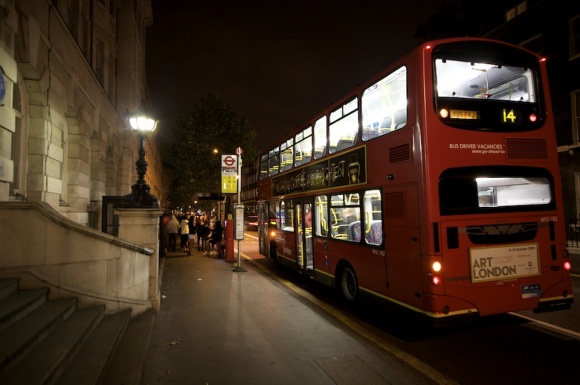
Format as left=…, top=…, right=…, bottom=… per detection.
left=179, top=217, right=190, bottom=254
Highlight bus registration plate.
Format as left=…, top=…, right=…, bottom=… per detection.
left=469, top=243, right=540, bottom=283
left=450, top=109, right=479, bottom=119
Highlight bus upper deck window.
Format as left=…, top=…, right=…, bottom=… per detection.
left=435, top=59, right=535, bottom=103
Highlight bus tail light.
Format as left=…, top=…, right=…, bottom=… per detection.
left=563, top=261, right=571, bottom=271
left=432, top=261, right=442, bottom=272
left=431, top=261, right=442, bottom=285
left=529, top=113, right=537, bottom=122
left=432, top=275, right=442, bottom=285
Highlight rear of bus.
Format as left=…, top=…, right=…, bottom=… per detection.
left=421, top=38, right=573, bottom=320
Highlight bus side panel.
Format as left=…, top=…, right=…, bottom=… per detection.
left=322, top=241, right=387, bottom=294
left=312, top=237, right=332, bottom=278
left=277, top=231, right=298, bottom=267
left=383, top=185, right=424, bottom=311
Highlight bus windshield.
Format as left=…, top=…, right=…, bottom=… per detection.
left=435, top=59, right=535, bottom=102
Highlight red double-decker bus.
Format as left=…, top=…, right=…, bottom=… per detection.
left=253, top=37, right=573, bottom=324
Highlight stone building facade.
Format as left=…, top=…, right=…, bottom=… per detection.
left=0, top=0, right=165, bottom=229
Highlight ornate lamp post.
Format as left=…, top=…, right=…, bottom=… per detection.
left=123, top=113, right=159, bottom=208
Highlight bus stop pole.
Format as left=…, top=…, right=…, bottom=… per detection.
left=233, top=151, right=246, bottom=272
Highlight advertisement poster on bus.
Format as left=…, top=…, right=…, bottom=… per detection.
left=271, top=147, right=367, bottom=197
left=469, top=243, right=540, bottom=283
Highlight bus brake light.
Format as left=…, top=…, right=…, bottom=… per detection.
left=563, top=261, right=571, bottom=271
left=529, top=113, right=537, bottom=122
left=432, top=275, right=442, bottom=285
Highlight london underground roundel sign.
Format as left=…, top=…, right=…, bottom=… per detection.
left=222, top=155, right=237, bottom=168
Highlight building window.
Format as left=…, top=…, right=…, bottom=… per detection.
left=10, top=75, right=27, bottom=198
left=570, top=14, right=580, bottom=59
left=96, top=39, right=105, bottom=85
left=506, top=1, right=527, bottom=21
left=573, top=91, right=580, bottom=145
left=81, top=7, right=90, bottom=58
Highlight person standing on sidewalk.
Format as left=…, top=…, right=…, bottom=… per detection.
left=188, top=215, right=196, bottom=253
left=179, top=216, right=190, bottom=254
left=196, top=218, right=208, bottom=251
left=209, top=220, right=224, bottom=256
left=167, top=214, right=179, bottom=252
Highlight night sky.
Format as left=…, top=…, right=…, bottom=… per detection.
left=146, top=0, right=442, bottom=152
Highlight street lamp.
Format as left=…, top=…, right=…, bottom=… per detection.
left=123, top=113, right=159, bottom=208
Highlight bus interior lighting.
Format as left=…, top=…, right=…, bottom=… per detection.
left=471, top=62, right=495, bottom=71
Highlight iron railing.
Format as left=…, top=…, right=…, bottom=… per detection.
left=565, top=212, right=580, bottom=248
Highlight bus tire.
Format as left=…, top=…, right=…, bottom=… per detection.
left=339, top=265, right=358, bottom=302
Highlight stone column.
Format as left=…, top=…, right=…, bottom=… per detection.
left=115, top=208, right=163, bottom=312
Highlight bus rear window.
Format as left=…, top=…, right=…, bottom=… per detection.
left=476, top=177, right=551, bottom=207
left=439, top=166, right=555, bottom=215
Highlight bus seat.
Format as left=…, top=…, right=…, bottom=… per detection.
left=347, top=221, right=361, bottom=242
left=380, top=115, right=394, bottom=130
left=336, top=136, right=354, bottom=152
left=393, top=110, right=407, bottom=129
left=365, top=221, right=383, bottom=245
left=362, top=127, right=379, bottom=141
left=281, top=159, right=293, bottom=172
left=294, top=153, right=303, bottom=166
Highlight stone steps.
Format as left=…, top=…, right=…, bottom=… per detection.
left=0, top=277, right=154, bottom=385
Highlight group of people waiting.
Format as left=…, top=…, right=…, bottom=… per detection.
left=165, top=214, right=223, bottom=256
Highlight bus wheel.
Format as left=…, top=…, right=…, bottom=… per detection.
left=339, top=265, right=358, bottom=301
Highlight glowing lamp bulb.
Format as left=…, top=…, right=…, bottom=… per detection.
left=432, top=275, right=442, bottom=285
left=440, top=109, right=449, bottom=119
left=529, top=114, right=537, bottom=122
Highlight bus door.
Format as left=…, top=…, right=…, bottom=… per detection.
left=383, top=186, right=422, bottom=310
left=258, top=201, right=278, bottom=258
left=258, top=202, right=269, bottom=256
left=295, top=201, right=314, bottom=271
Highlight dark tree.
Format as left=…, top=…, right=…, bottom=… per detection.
left=163, top=93, right=257, bottom=209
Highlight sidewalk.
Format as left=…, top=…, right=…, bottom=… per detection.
left=140, top=249, right=435, bottom=385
